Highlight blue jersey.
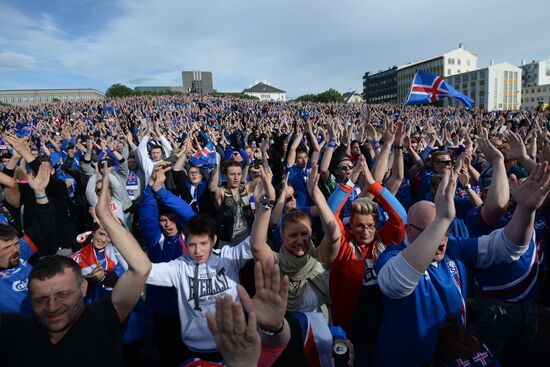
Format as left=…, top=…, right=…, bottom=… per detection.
left=0, top=237, right=37, bottom=315
left=287, top=161, right=313, bottom=207
left=465, top=206, right=548, bottom=301
left=375, top=238, right=478, bottom=366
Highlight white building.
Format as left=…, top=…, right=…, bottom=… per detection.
left=243, top=81, right=286, bottom=102
left=0, top=88, right=104, bottom=106
left=521, top=84, right=550, bottom=109
left=519, top=59, right=550, bottom=87
left=342, top=91, right=364, bottom=104
left=397, top=43, right=478, bottom=103
left=446, top=62, right=521, bottom=111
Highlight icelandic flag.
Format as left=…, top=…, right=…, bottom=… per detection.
left=406, top=71, right=474, bottom=108
left=191, top=141, right=217, bottom=168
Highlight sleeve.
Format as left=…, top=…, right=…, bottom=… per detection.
left=172, top=170, right=192, bottom=201
left=376, top=248, right=423, bottom=300
left=220, top=236, right=253, bottom=270
left=136, top=135, right=154, bottom=182
left=86, top=174, right=99, bottom=207
left=155, top=187, right=196, bottom=224
left=138, top=186, right=162, bottom=251
left=368, top=182, right=407, bottom=245
left=159, top=135, right=173, bottom=158
left=22, top=202, right=54, bottom=254
left=327, top=183, right=353, bottom=216
left=80, top=160, right=95, bottom=177
left=108, top=173, right=132, bottom=211
left=146, top=261, right=179, bottom=287
left=258, top=342, right=289, bottom=367
left=475, top=228, right=532, bottom=268
left=464, top=205, right=492, bottom=237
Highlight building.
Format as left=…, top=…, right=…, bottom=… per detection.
left=134, top=86, right=184, bottom=93
left=396, top=44, right=478, bottom=103
left=342, top=91, right=364, bottom=104
left=0, top=88, right=104, bottom=106
left=521, top=84, right=550, bottom=109
left=363, top=66, right=399, bottom=104
left=181, top=71, right=213, bottom=94
left=519, top=59, right=550, bottom=87
left=445, top=62, right=521, bottom=111
left=242, top=81, right=286, bottom=102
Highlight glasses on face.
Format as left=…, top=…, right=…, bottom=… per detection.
left=435, top=160, right=453, bottom=166
left=408, top=223, right=426, bottom=233
left=285, top=192, right=297, bottom=203
left=338, top=164, right=353, bottom=171
left=31, top=289, right=77, bottom=307
left=189, top=170, right=200, bottom=175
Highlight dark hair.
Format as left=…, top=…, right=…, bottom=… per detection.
left=28, top=255, right=83, bottom=288
left=150, top=145, right=163, bottom=152
left=223, top=160, right=242, bottom=174
left=184, top=214, right=217, bottom=239
left=296, top=145, right=308, bottom=155
left=0, top=224, right=18, bottom=241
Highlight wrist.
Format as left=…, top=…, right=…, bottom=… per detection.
left=34, top=191, right=46, bottom=198
left=259, top=319, right=285, bottom=336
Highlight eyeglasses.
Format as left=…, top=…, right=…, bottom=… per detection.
left=338, top=164, right=354, bottom=171
left=285, top=192, right=297, bottom=203
left=31, top=289, right=77, bottom=307
left=434, top=160, right=453, bottom=166
left=188, top=171, right=201, bottom=175
left=408, top=223, right=426, bottom=232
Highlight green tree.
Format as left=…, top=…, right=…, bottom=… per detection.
left=294, top=89, right=344, bottom=103
left=105, top=83, right=136, bottom=98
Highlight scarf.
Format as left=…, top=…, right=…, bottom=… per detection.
left=278, top=243, right=331, bottom=321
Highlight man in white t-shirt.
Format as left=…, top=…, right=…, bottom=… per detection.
left=146, top=213, right=252, bottom=363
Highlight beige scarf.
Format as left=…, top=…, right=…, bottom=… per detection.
left=278, top=243, right=331, bottom=320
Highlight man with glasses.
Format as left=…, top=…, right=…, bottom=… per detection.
left=375, top=163, right=550, bottom=366
left=410, top=150, right=454, bottom=202
left=0, top=169, right=152, bottom=367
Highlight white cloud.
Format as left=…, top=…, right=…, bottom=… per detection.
left=0, top=51, right=36, bottom=70
left=1, top=0, right=550, bottom=95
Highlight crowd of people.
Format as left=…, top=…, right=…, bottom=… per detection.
left=0, top=95, right=549, bottom=367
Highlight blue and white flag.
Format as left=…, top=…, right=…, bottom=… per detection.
left=191, top=141, right=217, bottom=168
left=406, top=71, right=474, bottom=108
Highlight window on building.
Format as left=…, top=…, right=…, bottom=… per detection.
left=448, top=58, right=455, bottom=65
left=457, top=59, right=461, bottom=65
left=457, top=70, right=461, bottom=73
left=448, top=69, right=451, bottom=75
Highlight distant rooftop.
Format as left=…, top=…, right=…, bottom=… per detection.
left=243, top=82, right=285, bottom=94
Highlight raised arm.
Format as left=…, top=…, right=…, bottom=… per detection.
left=0, top=171, right=20, bottom=208
left=504, top=162, right=550, bottom=247
left=96, top=164, right=152, bottom=323
left=371, top=122, right=396, bottom=182
left=319, top=121, right=337, bottom=184
left=504, top=131, right=537, bottom=173
left=308, top=163, right=341, bottom=266
left=477, top=137, right=508, bottom=225
left=285, top=131, right=303, bottom=168
left=402, top=171, right=457, bottom=273
left=250, top=167, right=277, bottom=268
left=24, top=163, right=54, bottom=252
left=386, top=123, right=405, bottom=194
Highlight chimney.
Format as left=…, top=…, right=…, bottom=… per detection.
left=521, top=59, right=526, bottom=66
left=459, top=43, right=464, bottom=49
left=489, top=59, right=494, bottom=66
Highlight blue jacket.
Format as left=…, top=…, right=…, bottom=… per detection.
left=139, top=185, right=196, bottom=317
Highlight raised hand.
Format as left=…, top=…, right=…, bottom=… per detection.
left=504, top=131, right=527, bottom=161
left=151, top=162, right=172, bottom=192
left=434, top=170, right=458, bottom=222
left=206, top=296, right=261, bottom=367
left=477, top=138, right=503, bottom=164
left=306, top=163, right=320, bottom=198
left=238, top=256, right=289, bottom=331
left=510, top=162, right=550, bottom=212
left=27, top=162, right=51, bottom=196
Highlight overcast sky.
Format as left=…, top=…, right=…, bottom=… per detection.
left=0, top=0, right=549, bottom=98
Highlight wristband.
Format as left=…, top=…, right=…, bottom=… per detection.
left=328, top=138, right=337, bottom=144
left=259, top=320, right=285, bottom=336
left=35, top=195, right=47, bottom=200
left=327, top=142, right=337, bottom=149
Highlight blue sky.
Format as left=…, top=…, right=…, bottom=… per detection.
left=1, top=0, right=549, bottom=98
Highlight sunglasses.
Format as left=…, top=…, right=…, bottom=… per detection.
left=435, top=160, right=453, bottom=166
left=338, top=164, right=354, bottom=171
left=285, top=192, right=297, bottom=203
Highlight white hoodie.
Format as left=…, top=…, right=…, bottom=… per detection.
left=146, top=236, right=252, bottom=352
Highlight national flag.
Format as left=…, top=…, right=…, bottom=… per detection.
left=292, top=312, right=334, bottom=367
left=191, top=141, right=217, bottom=168
left=406, top=71, right=474, bottom=108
